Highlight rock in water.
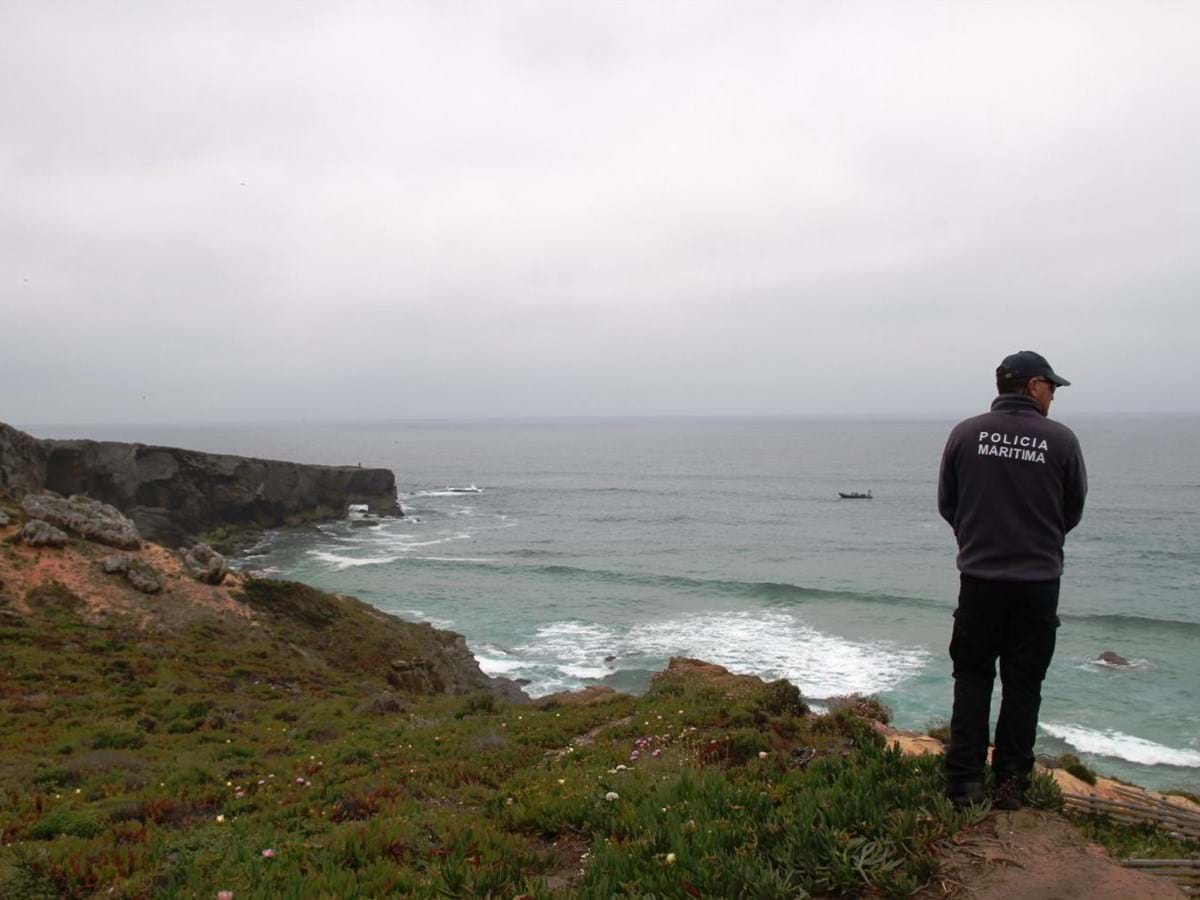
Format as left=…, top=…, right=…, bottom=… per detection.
left=183, top=543, right=228, bottom=585
left=1097, top=650, right=1131, bottom=667
left=21, top=519, right=69, bottom=547
left=20, top=493, right=141, bottom=549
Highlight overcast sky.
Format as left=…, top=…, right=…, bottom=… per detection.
left=3, top=1, right=1198, bottom=426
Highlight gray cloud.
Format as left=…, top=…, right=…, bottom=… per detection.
left=3, top=1, right=1198, bottom=425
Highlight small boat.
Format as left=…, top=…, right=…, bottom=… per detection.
left=838, top=490, right=873, bottom=500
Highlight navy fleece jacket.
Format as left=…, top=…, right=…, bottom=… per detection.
left=938, top=394, right=1087, bottom=581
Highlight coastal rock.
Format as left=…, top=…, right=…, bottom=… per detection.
left=183, top=543, right=228, bottom=585
left=21, top=519, right=69, bottom=548
left=1097, top=650, right=1130, bottom=667
left=102, top=554, right=131, bottom=575
left=0, top=422, right=46, bottom=497
left=1, top=420, right=401, bottom=547
left=125, top=561, right=163, bottom=594
left=21, top=493, right=141, bottom=550
left=535, top=685, right=618, bottom=709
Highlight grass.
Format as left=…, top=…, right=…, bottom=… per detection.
left=0, top=574, right=1189, bottom=898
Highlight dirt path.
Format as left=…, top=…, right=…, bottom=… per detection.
left=871, top=724, right=1191, bottom=899
left=924, top=809, right=1186, bottom=899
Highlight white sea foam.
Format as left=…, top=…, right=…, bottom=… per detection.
left=560, top=664, right=614, bottom=679
left=397, top=609, right=456, bottom=629
left=415, top=485, right=483, bottom=497
left=474, top=647, right=527, bottom=675
left=1041, top=722, right=1200, bottom=768
left=306, top=550, right=399, bottom=570
left=1075, top=656, right=1151, bottom=672
left=474, top=612, right=929, bottom=700
left=627, top=611, right=929, bottom=698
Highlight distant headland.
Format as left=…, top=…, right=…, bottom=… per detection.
left=0, top=420, right=398, bottom=548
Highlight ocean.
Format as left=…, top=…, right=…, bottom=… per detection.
left=32, top=416, right=1200, bottom=792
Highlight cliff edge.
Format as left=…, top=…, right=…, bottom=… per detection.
left=0, top=421, right=398, bottom=547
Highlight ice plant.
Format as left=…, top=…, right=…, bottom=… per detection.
left=218, top=892, right=234, bottom=900
left=262, top=848, right=276, bottom=859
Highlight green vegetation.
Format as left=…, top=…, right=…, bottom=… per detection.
left=1068, top=814, right=1199, bottom=861
left=925, top=718, right=951, bottom=745
left=1058, top=752, right=1098, bottom=786
left=825, top=692, right=892, bottom=725
left=0, top=574, right=1186, bottom=898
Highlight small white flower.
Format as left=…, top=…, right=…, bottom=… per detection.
left=666, top=852, right=677, bottom=865
left=216, top=814, right=225, bottom=823
left=605, top=791, right=620, bottom=802
left=758, top=751, right=769, bottom=760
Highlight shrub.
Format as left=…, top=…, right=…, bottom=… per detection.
left=28, top=808, right=104, bottom=840
left=756, top=679, right=808, bottom=717
left=826, top=693, right=892, bottom=725
left=91, top=730, right=145, bottom=750
left=926, top=718, right=951, bottom=745
left=455, top=692, right=496, bottom=719
left=1024, top=770, right=1065, bottom=811
left=1059, top=753, right=1098, bottom=785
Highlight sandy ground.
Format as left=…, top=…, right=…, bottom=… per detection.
left=873, top=724, right=1192, bottom=899
left=922, top=808, right=1187, bottom=899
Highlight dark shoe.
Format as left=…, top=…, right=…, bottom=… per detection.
left=992, top=778, right=1027, bottom=811
left=946, top=781, right=986, bottom=808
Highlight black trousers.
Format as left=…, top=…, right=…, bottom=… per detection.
left=945, top=573, right=1060, bottom=788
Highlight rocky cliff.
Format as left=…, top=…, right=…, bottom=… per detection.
left=0, top=421, right=398, bottom=546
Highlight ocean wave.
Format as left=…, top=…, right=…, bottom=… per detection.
left=474, top=612, right=928, bottom=700
left=1060, top=612, right=1200, bottom=634
left=1040, top=722, right=1200, bottom=768
left=414, top=485, right=483, bottom=496
left=524, top=564, right=944, bottom=611
left=306, top=551, right=399, bottom=570
left=397, top=609, right=455, bottom=629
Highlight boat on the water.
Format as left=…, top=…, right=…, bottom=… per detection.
left=838, top=490, right=873, bottom=499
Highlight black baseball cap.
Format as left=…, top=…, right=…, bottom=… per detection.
left=996, top=350, right=1071, bottom=387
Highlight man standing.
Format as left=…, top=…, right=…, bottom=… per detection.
left=937, top=351, right=1087, bottom=809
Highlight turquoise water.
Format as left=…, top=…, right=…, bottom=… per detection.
left=35, top=417, right=1200, bottom=792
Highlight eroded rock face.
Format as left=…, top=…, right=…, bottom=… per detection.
left=0, top=421, right=400, bottom=547
left=21, top=493, right=141, bottom=550
left=22, top=519, right=69, bottom=547
left=0, top=422, right=46, bottom=498
left=0, top=509, right=11, bottom=527
left=183, top=543, right=228, bottom=585
left=1098, top=651, right=1130, bottom=666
